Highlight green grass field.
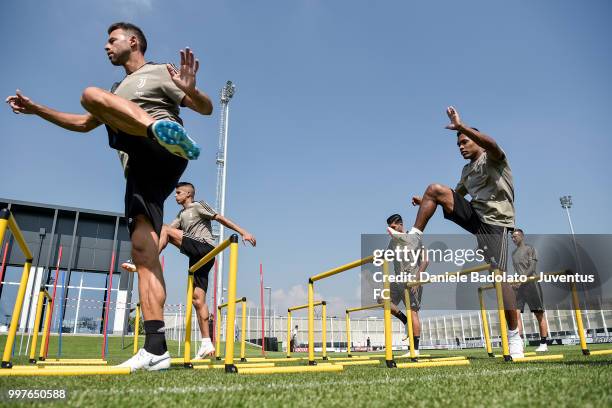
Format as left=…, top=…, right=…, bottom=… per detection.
left=0, top=335, right=610, bottom=407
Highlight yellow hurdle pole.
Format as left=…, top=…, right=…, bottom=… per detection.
left=288, top=301, right=323, bottom=312
left=286, top=311, right=292, bottom=358
left=0, top=217, right=8, bottom=250
left=7, top=214, right=33, bottom=260
left=478, top=288, right=493, bottom=357
left=28, top=290, right=46, bottom=364
left=307, top=281, right=316, bottom=365
left=345, top=311, right=352, bottom=357
left=183, top=271, right=195, bottom=368
left=382, top=262, right=395, bottom=368
left=133, top=303, right=141, bottom=355
left=2, top=259, right=33, bottom=368
left=310, top=256, right=374, bottom=283
left=493, top=269, right=510, bottom=361
left=570, top=282, right=590, bottom=355
left=39, top=294, right=53, bottom=361
left=215, top=305, right=222, bottom=360
left=240, top=300, right=247, bottom=362
left=321, top=301, right=328, bottom=360
left=404, top=289, right=416, bottom=361
left=223, top=235, right=239, bottom=373
left=188, top=237, right=232, bottom=273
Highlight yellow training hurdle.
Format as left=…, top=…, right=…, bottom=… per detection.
left=214, top=297, right=248, bottom=362
left=287, top=301, right=327, bottom=359
left=1, top=208, right=35, bottom=369
left=308, top=257, right=396, bottom=368
left=183, top=234, right=240, bottom=371
left=0, top=208, right=128, bottom=376
left=345, top=303, right=383, bottom=357
left=478, top=270, right=590, bottom=359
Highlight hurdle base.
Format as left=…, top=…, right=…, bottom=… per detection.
left=411, top=358, right=418, bottom=363
left=582, top=349, right=590, bottom=356
left=511, top=354, right=564, bottom=363
left=39, top=357, right=46, bottom=361
left=215, top=357, right=222, bottom=361
left=589, top=349, right=612, bottom=356
left=308, top=360, right=316, bottom=366
left=347, top=354, right=352, bottom=358
left=29, top=359, right=37, bottom=364
left=240, top=358, right=247, bottom=362
left=385, top=360, right=396, bottom=368
left=503, top=355, right=511, bottom=362
left=2, top=361, right=12, bottom=369
left=488, top=353, right=494, bottom=358
left=322, top=356, right=328, bottom=360
left=225, top=364, right=238, bottom=373
left=184, top=363, right=193, bottom=369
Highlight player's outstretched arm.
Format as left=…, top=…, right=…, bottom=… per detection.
left=167, top=47, right=213, bottom=116
left=213, top=214, right=256, bottom=247
left=6, top=89, right=101, bottom=132
left=445, top=106, right=504, bottom=160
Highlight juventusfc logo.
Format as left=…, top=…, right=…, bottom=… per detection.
left=136, top=77, right=147, bottom=89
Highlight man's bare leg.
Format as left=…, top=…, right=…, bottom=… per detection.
left=131, top=215, right=168, bottom=358
left=159, top=224, right=183, bottom=253
left=80, top=87, right=154, bottom=136
left=413, top=183, right=455, bottom=232
left=411, top=310, right=421, bottom=338
left=193, top=287, right=211, bottom=338
left=534, top=311, right=549, bottom=337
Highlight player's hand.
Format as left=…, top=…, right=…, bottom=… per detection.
left=167, top=47, right=199, bottom=95
left=242, top=232, right=257, bottom=247
left=411, top=196, right=422, bottom=206
left=445, top=106, right=463, bottom=131
left=6, top=90, right=38, bottom=114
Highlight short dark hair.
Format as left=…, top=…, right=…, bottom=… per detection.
left=514, top=228, right=524, bottom=235
left=176, top=181, right=195, bottom=195
left=386, top=214, right=403, bottom=225
left=107, top=22, right=147, bottom=54
left=456, top=127, right=479, bottom=138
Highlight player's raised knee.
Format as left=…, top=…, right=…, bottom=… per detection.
left=424, top=183, right=447, bottom=198
left=80, top=86, right=106, bottom=109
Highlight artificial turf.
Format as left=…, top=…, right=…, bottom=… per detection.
left=0, top=335, right=610, bottom=407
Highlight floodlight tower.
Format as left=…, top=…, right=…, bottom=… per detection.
left=559, top=195, right=575, bottom=235
left=213, top=81, right=236, bottom=308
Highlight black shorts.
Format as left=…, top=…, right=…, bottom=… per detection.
left=390, top=282, right=422, bottom=311
left=107, top=127, right=187, bottom=237
left=181, top=236, right=216, bottom=291
left=516, top=282, right=545, bottom=313
left=443, top=190, right=511, bottom=271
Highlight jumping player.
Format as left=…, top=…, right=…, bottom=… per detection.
left=408, top=106, right=523, bottom=358
left=123, top=182, right=256, bottom=359
left=6, top=22, right=214, bottom=371
left=511, top=229, right=549, bottom=352
left=384, top=214, right=428, bottom=357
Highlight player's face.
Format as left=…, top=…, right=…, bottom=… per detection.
left=388, top=220, right=404, bottom=233
left=457, top=134, right=482, bottom=160
left=511, top=232, right=523, bottom=246
left=175, top=187, right=191, bottom=205
left=105, top=29, right=133, bottom=66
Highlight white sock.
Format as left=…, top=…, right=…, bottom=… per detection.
left=202, top=337, right=212, bottom=344
left=408, top=227, right=423, bottom=236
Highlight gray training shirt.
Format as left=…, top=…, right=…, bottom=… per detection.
left=512, top=244, right=538, bottom=277
left=109, top=62, right=186, bottom=174
left=170, top=201, right=217, bottom=246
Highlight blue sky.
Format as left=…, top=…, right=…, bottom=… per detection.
left=1, top=0, right=611, bottom=315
